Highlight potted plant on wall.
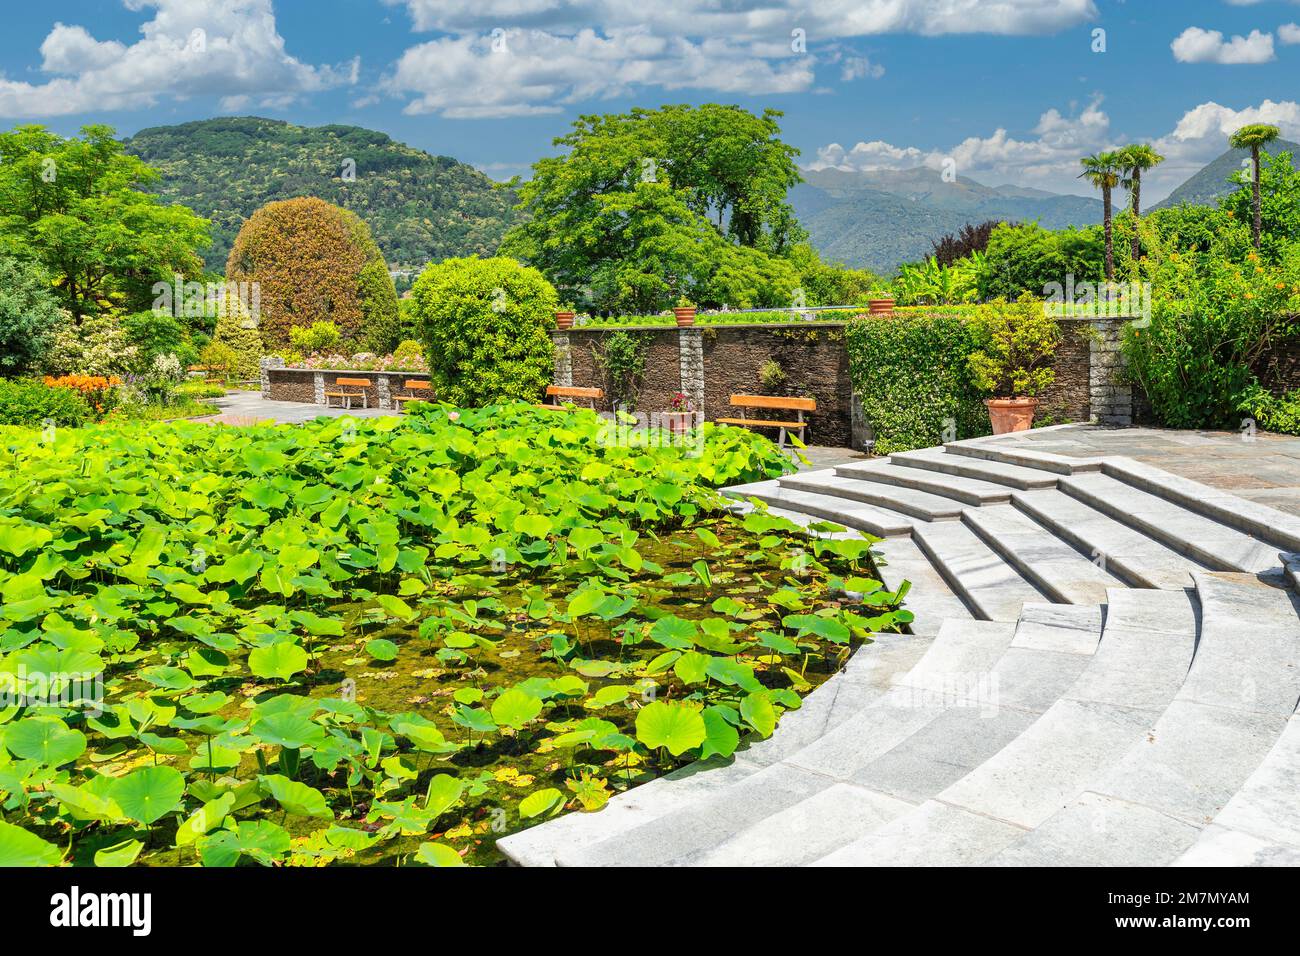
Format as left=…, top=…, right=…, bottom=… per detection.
left=967, top=297, right=1061, bottom=434
left=662, top=392, right=695, bottom=434
left=867, top=290, right=895, bottom=316
left=554, top=305, right=576, bottom=330
left=672, top=297, right=697, bottom=327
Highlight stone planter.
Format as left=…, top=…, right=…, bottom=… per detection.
left=867, top=298, right=895, bottom=316
left=555, top=311, right=575, bottom=330
left=985, top=397, right=1038, bottom=434
left=673, top=307, right=697, bottom=327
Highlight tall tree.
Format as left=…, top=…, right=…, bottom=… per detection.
left=1118, top=144, right=1164, bottom=263
left=1079, top=150, right=1124, bottom=281
left=502, top=104, right=806, bottom=312
left=0, top=124, right=210, bottom=318
left=1229, top=123, right=1281, bottom=250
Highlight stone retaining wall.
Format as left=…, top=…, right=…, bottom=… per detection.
left=556, top=317, right=1131, bottom=448
left=261, top=360, right=431, bottom=410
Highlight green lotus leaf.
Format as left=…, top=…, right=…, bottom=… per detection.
left=518, top=788, right=564, bottom=819
left=5, top=718, right=87, bottom=767
left=490, top=688, right=543, bottom=729
left=260, top=774, right=334, bottom=820
left=198, top=820, right=291, bottom=867
left=740, top=693, right=778, bottom=738
left=649, top=615, right=697, bottom=650
left=248, top=642, right=309, bottom=681
left=635, top=701, right=707, bottom=756
left=365, top=638, right=399, bottom=661
left=0, top=821, right=63, bottom=866
left=672, top=651, right=710, bottom=685
left=111, top=766, right=185, bottom=825
left=415, top=842, right=466, bottom=866
left=94, top=838, right=144, bottom=868
left=700, top=706, right=741, bottom=759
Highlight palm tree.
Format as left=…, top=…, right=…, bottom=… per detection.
left=1228, top=123, right=1280, bottom=250
left=1118, top=144, right=1164, bottom=263
left=1079, top=150, right=1124, bottom=281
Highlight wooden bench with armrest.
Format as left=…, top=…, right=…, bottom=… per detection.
left=324, top=377, right=372, bottom=409
left=715, top=394, right=816, bottom=449
left=537, top=385, right=603, bottom=411
left=392, top=379, right=433, bottom=411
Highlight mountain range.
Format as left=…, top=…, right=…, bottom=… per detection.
left=1149, top=139, right=1300, bottom=211
left=788, top=167, right=1104, bottom=274
left=123, top=117, right=516, bottom=273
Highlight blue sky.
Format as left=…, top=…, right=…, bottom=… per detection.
left=1, top=1, right=1298, bottom=200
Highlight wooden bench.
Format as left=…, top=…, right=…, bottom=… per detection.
left=538, top=385, right=603, bottom=411
left=324, top=377, right=372, bottom=409
left=392, top=379, right=433, bottom=411
left=188, top=364, right=224, bottom=385
left=715, top=394, right=816, bottom=448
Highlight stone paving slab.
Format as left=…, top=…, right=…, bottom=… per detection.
left=811, top=799, right=1026, bottom=867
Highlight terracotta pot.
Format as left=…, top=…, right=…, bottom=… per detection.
left=661, top=411, right=695, bottom=434
left=554, top=311, right=575, bottom=330
left=985, top=397, right=1038, bottom=435
left=867, top=298, right=895, bottom=316
left=673, top=307, right=696, bottom=327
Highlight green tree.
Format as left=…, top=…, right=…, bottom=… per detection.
left=979, top=222, right=1105, bottom=299
left=0, top=124, right=210, bottom=318
left=1117, top=144, right=1164, bottom=263
left=1079, top=150, right=1124, bottom=281
left=1229, top=124, right=1281, bottom=250
left=209, top=293, right=264, bottom=381
left=502, top=104, right=805, bottom=312
left=1220, top=149, right=1299, bottom=259
left=0, top=255, right=66, bottom=375
left=412, top=256, right=557, bottom=406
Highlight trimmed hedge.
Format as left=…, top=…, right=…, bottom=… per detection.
left=0, top=378, right=93, bottom=428
left=846, top=313, right=990, bottom=454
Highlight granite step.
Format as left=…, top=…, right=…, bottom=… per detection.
left=911, top=519, right=1048, bottom=622
left=835, top=460, right=1014, bottom=506
left=992, top=572, right=1298, bottom=866
left=872, top=535, right=976, bottom=635
left=779, top=470, right=966, bottom=521
left=943, top=439, right=1104, bottom=476
left=961, top=503, right=1125, bottom=605
left=722, top=480, right=914, bottom=537
left=1010, top=487, right=1211, bottom=590
left=1058, top=471, right=1282, bottom=573
left=888, top=448, right=1059, bottom=491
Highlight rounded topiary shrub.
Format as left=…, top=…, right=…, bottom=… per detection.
left=412, top=256, right=557, bottom=406
left=225, top=197, right=399, bottom=350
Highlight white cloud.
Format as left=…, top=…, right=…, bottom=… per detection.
left=1171, top=26, right=1275, bottom=64
left=1280, top=23, right=1300, bottom=45
left=809, top=97, right=1300, bottom=201
left=386, top=0, right=1098, bottom=38
left=381, top=0, right=1096, bottom=116
left=0, top=0, right=357, bottom=118
left=384, top=28, right=815, bottom=118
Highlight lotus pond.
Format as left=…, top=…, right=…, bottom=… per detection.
left=0, top=404, right=910, bottom=866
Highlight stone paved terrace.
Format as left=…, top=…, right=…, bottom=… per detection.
left=499, top=424, right=1300, bottom=867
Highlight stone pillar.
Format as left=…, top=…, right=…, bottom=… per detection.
left=312, top=372, right=326, bottom=405
left=377, top=374, right=393, bottom=409
left=552, top=332, right=573, bottom=387
left=259, top=355, right=284, bottom=399
left=1089, top=318, right=1132, bottom=425
left=678, top=328, right=705, bottom=416
left=850, top=392, right=874, bottom=451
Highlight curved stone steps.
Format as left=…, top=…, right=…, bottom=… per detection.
left=834, top=460, right=1014, bottom=506
left=542, top=619, right=1022, bottom=866
left=872, top=535, right=975, bottom=634
left=1172, top=712, right=1300, bottom=865
left=912, top=520, right=1048, bottom=622
left=779, top=470, right=966, bottom=521
left=989, top=572, right=1300, bottom=866
left=888, top=448, right=1059, bottom=490
left=1009, top=487, right=1211, bottom=590
left=808, top=592, right=1197, bottom=866
left=961, top=503, right=1124, bottom=605
left=1059, top=472, right=1281, bottom=573
left=725, top=480, right=914, bottom=537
